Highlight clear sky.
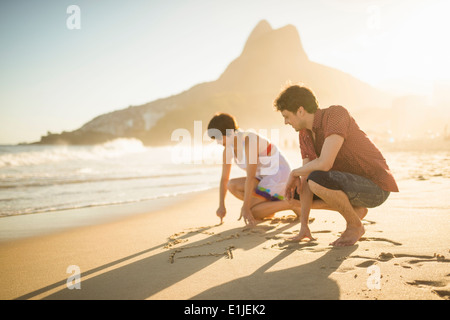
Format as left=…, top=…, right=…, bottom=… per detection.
left=1, top=0, right=449, bottom=144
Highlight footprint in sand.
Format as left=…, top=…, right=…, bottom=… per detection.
left=433, top=289, right=450, bottom=300
left=353, top=252, right=394, bottom=268
left=406, top=279, right=450, bottom=300
left=359, top=237, right=402, bottom=246
left=356, top=260, right=377, bottom=268
left=395, top=253, right=450, bottom=266
left=352, top=251, right=450, bottom=280
left=407, top=280, right=447, bottom=287
left=351, top=252, right=395, bottom=269
left=378, top=252, right=395, bottom=261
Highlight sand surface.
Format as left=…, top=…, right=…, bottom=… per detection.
left=0, top=178, right=449, bottom=300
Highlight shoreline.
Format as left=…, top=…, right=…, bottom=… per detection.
left=0, top=189, right=211, bottom=242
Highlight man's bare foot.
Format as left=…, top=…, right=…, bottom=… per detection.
left=289, top=225, right=316, bottom=242
left=354, top=207, right=368, bottom=220
left=330, top=224, right=365, bottom=247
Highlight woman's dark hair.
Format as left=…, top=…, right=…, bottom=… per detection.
left=274, top=84, right=319, bottom=114
left=207, top=113, right=238, bottom=138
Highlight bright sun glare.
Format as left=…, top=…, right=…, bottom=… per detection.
left=352, top=1, right=450, bottom=97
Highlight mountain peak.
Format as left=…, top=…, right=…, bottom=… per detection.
left=240, top=21, right=308, bottom=61
left=245, top=20, right=273, bottom=46
left=219, top=21, right=309, bottom=89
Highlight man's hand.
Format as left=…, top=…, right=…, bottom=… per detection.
left=238, top=206, right=256, bottom=227
left=285, top=171, right=302, bottom=200
left=216, top=206, right=226, bottom=224
left=289, top=224, right=315, bottom=242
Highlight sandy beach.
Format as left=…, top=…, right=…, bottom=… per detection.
left=0, top=175, right=449, bottom=301
left=2, top=0, right=450, bottom=307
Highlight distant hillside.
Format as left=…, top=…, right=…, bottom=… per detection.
left=36, top=20, right=393, bottom=146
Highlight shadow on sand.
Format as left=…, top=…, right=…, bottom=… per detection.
left=16, top=221, right=356, bottom=300
left=191, top=244, right=357, bottom=299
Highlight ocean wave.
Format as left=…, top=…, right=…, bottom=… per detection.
left=0, top=170, right=213, bottom=189
left=0, top=138, right=147, bottom=167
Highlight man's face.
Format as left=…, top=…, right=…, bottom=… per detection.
left=281, top=109, right=303, bottom=131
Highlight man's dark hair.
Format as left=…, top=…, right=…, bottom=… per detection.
left=274, top=84, right=319, bottom=114
left=207, top=113, right=238, bottom=138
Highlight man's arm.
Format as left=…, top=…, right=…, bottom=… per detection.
left=292, top=134, right=344, bottom=177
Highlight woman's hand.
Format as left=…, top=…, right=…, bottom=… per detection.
left=216, top=206, right=226, bottom=224
left=238, top=206, right=256, bottom=227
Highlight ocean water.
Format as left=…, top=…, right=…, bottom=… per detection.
left=0, top=138, right=449, bottom=217
left=0, top=139, right=227, bottom=217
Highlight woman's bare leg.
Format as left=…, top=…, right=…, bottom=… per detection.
left=250, top=200, right=292, bottom=220
left=226, top=177, right=247, bottom=200
left=227, top=177, right=368, bottom=225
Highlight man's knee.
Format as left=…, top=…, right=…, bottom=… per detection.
left=307, top=170, right=340, bottom=191
left=307, top=178, right=324, bottom=194
left=307, top=171, right=327, bottom=190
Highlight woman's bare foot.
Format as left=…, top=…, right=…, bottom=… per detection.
left=330, top=224, right=365, bottom=247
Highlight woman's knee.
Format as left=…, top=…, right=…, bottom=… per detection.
left=227, top=179, right=235, bottom=192
left=227, top=178, right=243, bottom=193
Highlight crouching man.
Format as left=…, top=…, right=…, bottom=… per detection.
left=274, top=84, right=399, bottom=246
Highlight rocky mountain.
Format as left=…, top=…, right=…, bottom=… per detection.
left=36, top=20, right=392, bottom=146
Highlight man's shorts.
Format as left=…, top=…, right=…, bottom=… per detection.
left=304, top=170, right=390, bottom=208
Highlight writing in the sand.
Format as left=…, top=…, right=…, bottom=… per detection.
left=184, top=304, right=266, bottom=317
